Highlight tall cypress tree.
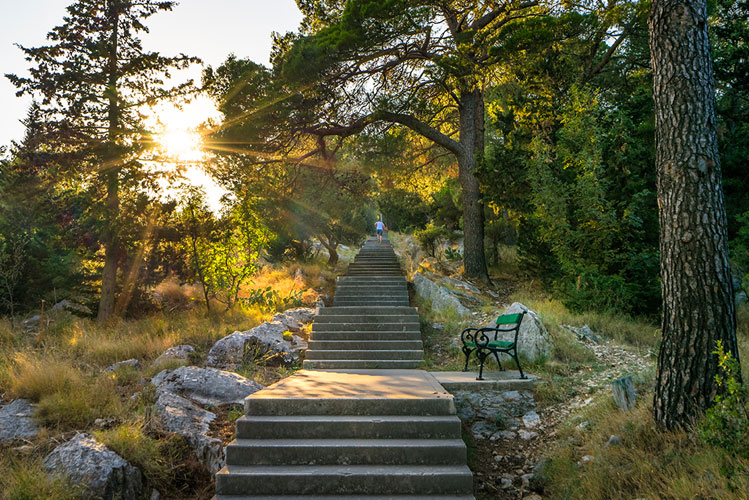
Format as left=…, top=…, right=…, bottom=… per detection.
left=6, top=0, right=199, bottom=320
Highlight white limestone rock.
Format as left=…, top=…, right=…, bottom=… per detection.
left=52, top=299, right=93, bottom=316
left=205, top=320, right=307, bottom=369
left=412, top=272, right=471, bottom=317
left=153, top=345, right=195, bottom=366
left=273, top=307, right=316, bottom=329
left=0, top=399, right=38, bottom=443
left=153, top=390, right=224, bottom=473
left=44, top=433, right=142, bottom=499
left=441, top=276, right=481, bottom=294
left=104, top=359, right=140, bottom=372
left=493, top=303, right=553, bottom=363
left=522, top=410, right=541, bottom=428
left=151, top=366, right=263, bottom=406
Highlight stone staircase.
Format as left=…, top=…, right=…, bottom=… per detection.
left=215, top=236, right=475, bottom=499
left=304, top=237, right=422, bottom=369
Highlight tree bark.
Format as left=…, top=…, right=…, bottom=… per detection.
left=458, top=89, right=490, bottom=282
left=319, top=233, right=339, bottom=267
left=649, top=0, right=740, bottom=430
left=98, top=3, right=121, bottom=322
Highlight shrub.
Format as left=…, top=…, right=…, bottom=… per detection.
left=242, top=286, right=302, bottom=311
left=414, top=222, right=452, bottom=258
left=697, top=341, right=749, bottom=458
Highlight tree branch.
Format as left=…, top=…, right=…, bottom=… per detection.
left=471, top=1, right=539, bottom=31
left=378, top=110, right=464, bottom=157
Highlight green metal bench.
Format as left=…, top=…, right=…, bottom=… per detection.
left=460, top=311, right=527, bottom=380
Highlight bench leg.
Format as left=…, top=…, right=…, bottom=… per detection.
left=512, top=349, right=527, bottom=379
left=461, top=346, right=473, bottom=372
left=476, top=349, right=488, bottom=381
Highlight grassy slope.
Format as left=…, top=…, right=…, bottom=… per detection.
left=0, top=260, right=337, bottom=500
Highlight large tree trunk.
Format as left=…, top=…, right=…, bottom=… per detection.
left=458, top=89, right=490, bottom=281
left=649, top=0, right=740, bottom=430
left=98, top=2, right=121, bottom=322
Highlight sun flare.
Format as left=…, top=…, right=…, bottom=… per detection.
left=156, top=128, right=204, bottom=162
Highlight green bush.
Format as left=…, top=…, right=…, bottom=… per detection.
left=698, top=341, right=749, bottom=458
left=414, top=222, right=452, bottom=258
left=242, top=286, right=302, bottom=311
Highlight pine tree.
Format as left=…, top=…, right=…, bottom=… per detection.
left=649, top=0, right=741, bottom=429
left=6, top=0, right=199, bottom=320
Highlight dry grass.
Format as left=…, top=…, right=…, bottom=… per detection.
left=512, top=285, right=660, bottom=349
left=545, top=398, right=749, bottom=500
left=7, top=354, right=84, bottom=401
left=0, top=455, right=82, bottom=500
left=738, top=303, right=749, bottom=382
left=0, top=262, right=334, bottom=500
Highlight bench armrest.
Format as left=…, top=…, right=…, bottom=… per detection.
left=460, top=327, right=480, bottom=346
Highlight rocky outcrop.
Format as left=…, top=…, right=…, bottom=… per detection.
left=52, top=299, right=93, bottom=316
left=104, top=359, right=140, bottom=372
left=153, top=345, right=194, bottom=366
left=205, top=308, right=314, bottom=369
left=271, top=307, right=316, bottom=332
left=561, top=324, right=602, bottom=344
left=412, top=272, right=471, bottom=317
left=44, top=433, right=142, bottom=499
left=151, top=366, right=263, bottom=406
left=441, top=276, right=481, bottom=294
left=496, top=303, right=553, bottom=363
left=153, top=390, right=224, bottom=473
left=0, top=399, right=38, bottom=443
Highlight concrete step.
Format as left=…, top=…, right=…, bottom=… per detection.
left=216, top=495, right=475, bottom=500
left=244, top=371, right=452, bottom=416
left=332, top=301, right=410, bottom=307
left=335, top=285, right=407, bottom=289
left=235, top=415, right=462, bottom=440
left=337, top=277, right=405, bottom=282
left=308, top=340, right=423, bottom=350
left=215, top=465, right=474, bottom=496
left=316, top=307, right=417, bottom=315
left=314, top=315, right=419, bottom=324
left=338, top=281, right=406, bottom=285
left=335, top=290, right=408, bottom=295
left=347, top=264, right=401, bottom=268
left=225, top=438, right=467, bottom=466
left=333, top=294, right=409, bottom=301
left=333, top=295, right=409, bottom=301
left=309, top=331, right=422, bottom=341
left=335, top=284, right=407, bottom=289
left=346, top=269, right=402, bottom=274
left=311, top=322, right=421, bottom=331
left=304, top=350, right=424, bottom=361
left=302, top=359, right=423, bottom=370
left=346, top=273, right=403, bottom=277
left=346, top=266, right=403, bottom=276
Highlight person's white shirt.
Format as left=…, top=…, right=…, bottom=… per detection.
left=375, top=221, right=385, bottom=230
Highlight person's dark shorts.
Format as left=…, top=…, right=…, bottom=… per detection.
left=377, top=229, right=383, bottom=236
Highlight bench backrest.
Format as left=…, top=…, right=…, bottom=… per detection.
left=496, top=312, right=523, bottom=326
left=494, top=311, right=526, bottom=344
